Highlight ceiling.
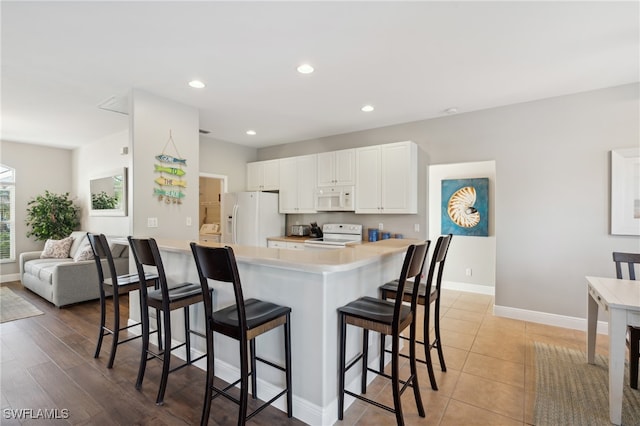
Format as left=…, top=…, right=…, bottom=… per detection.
left=2, top=1, right=638, bottom=150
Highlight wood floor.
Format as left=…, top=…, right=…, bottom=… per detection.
left=0, top=281, right=304, bottom=426
left=1, top=281, right=615, bottom=425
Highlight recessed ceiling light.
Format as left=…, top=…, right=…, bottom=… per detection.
left=246, top=130, right=257, bottom=136
left=361, top=105, right=374, bottom=112
left=188, top=80, right=205, bottom=89
left=444, top=107, right=458, bottom=114
left=297, top=64, right=314, bottom=74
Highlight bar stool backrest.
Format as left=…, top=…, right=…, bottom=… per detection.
left=127, top=237, right=169, bottom=303
left=190, top=244, right=248, bottom=337
left=87, top=233, right=117, bottom=286
left=392, top=242, right=430, bottom=332
left=425, top=234, right=453, bottom=298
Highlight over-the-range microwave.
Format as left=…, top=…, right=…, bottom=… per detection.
left=315, top=185, right=355, bottom=211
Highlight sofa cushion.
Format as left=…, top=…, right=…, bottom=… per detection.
left=24, top=258, right=74, bottom=284
left=73, top=244, right=94, bottom=262
left=68, top=231, right=88, bottom=258
left=40, top=236, right=74, bottom=259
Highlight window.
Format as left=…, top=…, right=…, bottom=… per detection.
left=0, top=165, right=16, bottom=262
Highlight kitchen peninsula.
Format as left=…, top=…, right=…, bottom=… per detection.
left=130, top=238, right=419, bottom=426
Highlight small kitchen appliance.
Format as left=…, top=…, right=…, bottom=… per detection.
left=290, top=224, right=310, bottom=236
left=304, top=224, right=363, bottom=249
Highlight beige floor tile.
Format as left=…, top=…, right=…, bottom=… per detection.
left=440, top=316, right=481, bottom=335
left=451, top=372, right=524, bottom=421
left=462, top=352, right=525, bottom=389
left=451, top=299, right=489, bottom=313
left=440, top=329, right=476, bottom=352
left=443, top=307, right=485, bottom=324
left=440, top=398, right=523, bottom=426
left=471, top=333, right=525, bottom=364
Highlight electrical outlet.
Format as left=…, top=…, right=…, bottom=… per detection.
left=186, top=216, right=192, bottom=226
left=378, top=223, right=384, bottom=230
left=466, top=268, right=472, bottom=277
left=147, top=217, right=158, bottom=228
left=414, top=224, right=420, bottom=232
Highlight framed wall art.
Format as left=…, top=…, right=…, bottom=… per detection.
left=441, top=177, right=489, bottom=237
left=611, top=147, right=640, bottom=236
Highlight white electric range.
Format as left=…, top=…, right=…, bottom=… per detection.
left=304, top=223, right=363, bottom=249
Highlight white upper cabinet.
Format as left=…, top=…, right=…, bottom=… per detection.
left=317, top=149, right=355, bottom=187
left=279, top=154, right=317, bottom=213
left=247, top=159, right=280, bottom=191
left=355, top=141, right=417, bottom=214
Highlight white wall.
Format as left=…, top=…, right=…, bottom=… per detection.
left=429, top=161, right=496, bottom=293
left=199, top=136, right=257, bottom=193
left=130, top=89, right=200, bottom=240
left=72, top=130, right=130, bottom=236
left=0, top=141, right=73, bottom=278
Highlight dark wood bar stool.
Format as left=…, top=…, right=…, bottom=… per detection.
left=337, top=242, right=429, bottom=426
left=87, top=233, right=160, bottom=369
left=128, top=236, right=211, bottom=405
left=190, top=243, right=292, bottom=426
left=613, top=251, right=640, bottom=389
left=379, top=234, right=452, bottom=390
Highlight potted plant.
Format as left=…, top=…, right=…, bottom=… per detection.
left=25, top=191, right=80, bottom=241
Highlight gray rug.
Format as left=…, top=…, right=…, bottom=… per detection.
left=534, top=342, right=640, bottom=426
left=0, top=286, right=44, bottom=323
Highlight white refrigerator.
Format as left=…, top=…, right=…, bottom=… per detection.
left=222, top=192, right=284, bottom=247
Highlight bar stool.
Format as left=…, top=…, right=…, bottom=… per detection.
left=379, top=234, right=452, bottom=390
left=337, top=242, right=429, bottom=426
left=87, top=233, right=160, bottom=369
left=190, top=243, right=292, bottom=426
left=128, top=236, right=212, bottom=405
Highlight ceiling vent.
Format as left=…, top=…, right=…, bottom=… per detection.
left=199, top=129, right=211, bottom=134
left=97, top=95, right=129, bottom=115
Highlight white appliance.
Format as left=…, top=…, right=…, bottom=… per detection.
left=222, top=192, right=284, bottom=247
left=304, top=223, right=363, bottom=249
left=315, top=185, right=355, bottom=211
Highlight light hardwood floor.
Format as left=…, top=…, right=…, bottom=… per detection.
left=0, top=281, right=610, bottom=425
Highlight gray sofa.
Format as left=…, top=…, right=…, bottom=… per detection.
left=19, top=231, right=130, bottom=307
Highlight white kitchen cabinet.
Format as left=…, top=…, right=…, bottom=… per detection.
left=355, top=141, right=417, bottom=214
left=317, top=149, right=355, bottom=186
left=267, top=240, right=305, bottom=250
left=247, top=159, right=280, bottom=191
left=279, top=154, right=317, bottom=213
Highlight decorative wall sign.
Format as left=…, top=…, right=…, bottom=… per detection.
left=441, top=178, right=489, bottom=236
left=154, top=130, right=187, bottom=204
left=611, top=147, right=640, bottom=235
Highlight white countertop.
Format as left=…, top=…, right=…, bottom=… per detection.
left=155, top=237, right=421, bottom=273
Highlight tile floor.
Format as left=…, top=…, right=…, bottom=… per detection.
left=337, top=289, right=611, bottom=426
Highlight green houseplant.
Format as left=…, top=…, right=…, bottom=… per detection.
left=25, top=191, right=80, bottom=241
left=91, top=191, right=119, bottom=210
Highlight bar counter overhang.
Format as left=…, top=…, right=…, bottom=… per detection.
left=127, top=238, right=419, bottom=426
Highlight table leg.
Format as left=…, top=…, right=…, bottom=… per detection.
left=586, top=290, right=598, bottom=364
left=608, top=308, right=626, bottom=425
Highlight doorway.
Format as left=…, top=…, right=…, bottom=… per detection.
left=199, top=174, right=227, bottom=241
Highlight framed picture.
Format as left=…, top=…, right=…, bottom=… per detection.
left=611, top=147, right=640, bottom=236
left=441, top=178, right=489, bottom=236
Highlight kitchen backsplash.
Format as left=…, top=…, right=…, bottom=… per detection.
left=285, top=212, right=424, bottom=240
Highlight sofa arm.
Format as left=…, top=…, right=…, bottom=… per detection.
left=19, top=251, right=43, bottom=275
left=51, top=260, right=101, bottom=307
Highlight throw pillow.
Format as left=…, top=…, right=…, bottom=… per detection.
left=40, top=236, right=74, bottom=259
left=73, top=244, right=94, bottom=262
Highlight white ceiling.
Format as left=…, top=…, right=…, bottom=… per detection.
left=2, top=1, right=638, bottom=150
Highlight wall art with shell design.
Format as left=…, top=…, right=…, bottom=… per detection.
left=441, top=178, right=489, bottom=236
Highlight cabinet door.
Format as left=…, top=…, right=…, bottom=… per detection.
left=296, top=154, right=317, bottom=213
left=334, top=149, right=355, bottom=186
left=317, top=152, right=336, bottom=187
left=246, top=162, right=262, bottom=191
left=279, top=157, right=298, bottom=213
left=380, top=142, right=417, bottom=213
left=355, top=146, right=381, bottom=213
left=262, top=159, right=280, bottom=190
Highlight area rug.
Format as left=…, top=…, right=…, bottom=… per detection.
left=0, top=286, right=44, bottom=323
left=534, top=341, right=640, bottom=426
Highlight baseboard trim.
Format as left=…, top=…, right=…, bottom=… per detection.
left=442, top=280, right=495, bottom=296
left=0, top=273, right=20, bottom=283
left=493, top=304, right=609, bottom=335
